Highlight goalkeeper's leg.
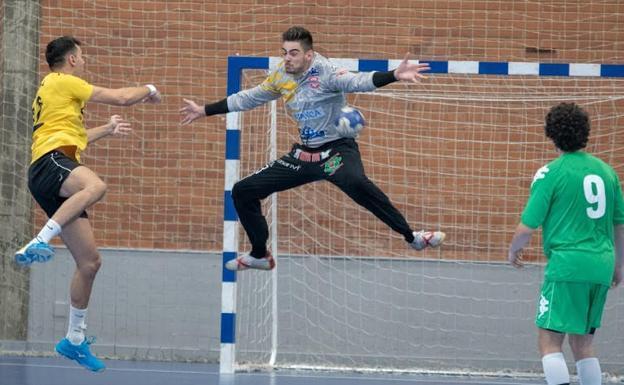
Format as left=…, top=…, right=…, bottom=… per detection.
left=325, top=139, right=445, bottom=250
left=228, top=156, right=319, bottom=270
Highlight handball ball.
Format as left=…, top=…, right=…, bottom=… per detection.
left=335, top=106, right=366, bottom=138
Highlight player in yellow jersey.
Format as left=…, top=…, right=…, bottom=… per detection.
left=14, top=36, right=161, bottom=372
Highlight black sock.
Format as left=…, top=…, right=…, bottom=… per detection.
left=250, top=248, right=267, bottom=259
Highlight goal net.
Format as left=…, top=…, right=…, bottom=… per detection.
left=1, top=0, right=623, bottom=379
left=233, top=65, right=624, bottom=374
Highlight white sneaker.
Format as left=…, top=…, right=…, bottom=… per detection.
left=410, top=230, right=446, bottom=251
left=225, top=252, right=275, bottom=271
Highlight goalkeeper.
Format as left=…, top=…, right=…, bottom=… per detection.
left=181, top=26, right=445, bottom=271
left=508, top=103, right=624, bottom=385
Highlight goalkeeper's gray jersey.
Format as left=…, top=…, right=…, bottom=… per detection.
left=227, top=53, right=376, bottom=148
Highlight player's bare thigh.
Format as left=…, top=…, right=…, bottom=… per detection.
left=568, top=333, right=595, bottom=361
left=59, top=165, right=106, bottom=198
left=60, top=217, right=100, bottom=264
left=538, top=328, right=565, bottom=355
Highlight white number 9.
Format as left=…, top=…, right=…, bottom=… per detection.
left=584, top=175, right=606, bottom=219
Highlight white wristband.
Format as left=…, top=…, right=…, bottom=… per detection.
left=145, top=84, right=157, bottom=96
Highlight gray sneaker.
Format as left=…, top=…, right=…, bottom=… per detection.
left=225, top=252, right=275, bottom=271
left=410, top=230, right=446, bottom=251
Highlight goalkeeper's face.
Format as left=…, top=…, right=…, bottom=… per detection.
left=281, top=41, right=313, bottom=75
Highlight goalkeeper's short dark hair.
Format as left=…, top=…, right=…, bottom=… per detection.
left=46, top=36, right=81, bottom=70
left=544, top=102, right=590, bottom=152
left=282, top=26, right=313, bottom=51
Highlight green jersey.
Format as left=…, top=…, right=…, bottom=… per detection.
left=521, top=151, right=624, bottom=285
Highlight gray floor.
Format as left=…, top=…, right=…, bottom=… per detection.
left=24, top=248, right=624, bottom=375
left=0, top=356, right=543, bottom=385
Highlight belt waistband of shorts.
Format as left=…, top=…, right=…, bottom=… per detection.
left=292, top=148, right=332, bottom=162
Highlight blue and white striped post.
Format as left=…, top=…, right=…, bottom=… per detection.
left=220, top=56, right=270, bottom=374
left=220, top=55, right=624, bottom=373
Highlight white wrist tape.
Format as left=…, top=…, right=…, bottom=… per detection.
left=145, top=84, right=157, bottom=96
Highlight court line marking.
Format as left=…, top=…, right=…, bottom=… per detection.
left=0, top=362, right=538, bottom=384
left=0, top=362, right=218, bottom=375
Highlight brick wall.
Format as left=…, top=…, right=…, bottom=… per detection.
left=37, top=1, right=624, bottom=258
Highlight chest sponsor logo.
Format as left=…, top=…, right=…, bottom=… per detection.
left=293, top=108, right=325, bottom=121
left=308, top=76, right=320, bottom=89
left=300, top=126, right=326, bottom=140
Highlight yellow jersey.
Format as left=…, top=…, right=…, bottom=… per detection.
left=31, top=72, right=94, bottom=163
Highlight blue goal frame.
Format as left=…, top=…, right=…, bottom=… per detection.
left=220, top=55, right=624, bottom=373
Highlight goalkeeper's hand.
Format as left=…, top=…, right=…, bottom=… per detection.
left=180, top=98, right=205, bottom=125
left=393, top=52, right=430, bottom=83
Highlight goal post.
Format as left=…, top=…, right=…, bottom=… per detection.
left=222, top=56, right=624, bottom=375
left=220, top=56, right=273, bottom=374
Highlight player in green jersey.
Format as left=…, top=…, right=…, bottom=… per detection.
left=508, top=102, right=624, bottom=385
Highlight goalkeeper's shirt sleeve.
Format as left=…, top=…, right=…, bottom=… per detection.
left=227, top=71, right=282, bottom=112
left=325, top=68, right=377, bottom=93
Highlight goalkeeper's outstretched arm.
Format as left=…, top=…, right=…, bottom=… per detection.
left=328, top=52, right=430, bottom=93
left=181, top=83, right=281, bottom=125
left=180, top=98, right=228, bottom=125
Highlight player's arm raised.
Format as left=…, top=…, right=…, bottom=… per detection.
left=90, top=84, right=161, bottom=106
left=392, top=52, right=430, bottom=83
left=329, top=53, right=430, bottom=94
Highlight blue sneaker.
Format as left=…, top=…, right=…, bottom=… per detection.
left=14, top=242, right=55, bottom=266
left=55, top=337, right=106, bottom=372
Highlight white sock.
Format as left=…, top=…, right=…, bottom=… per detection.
left=66, top=305, right=87, bottom=345
left=542, top=352, right=570, bottom=385
left=576, top=357, right=601, bottom=385
left=35, top=219, right=61, bottom=243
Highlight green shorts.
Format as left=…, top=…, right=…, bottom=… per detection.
left=535, top=280, right=609, bottom=335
